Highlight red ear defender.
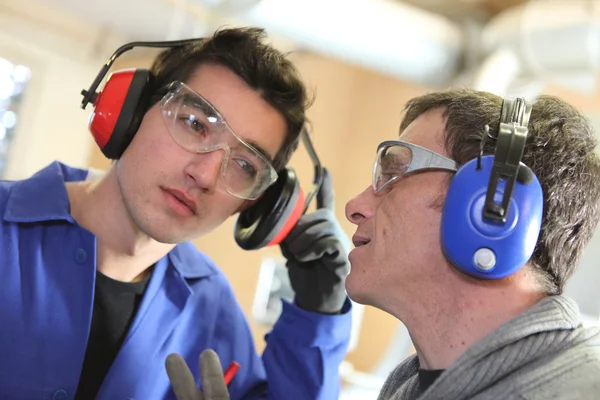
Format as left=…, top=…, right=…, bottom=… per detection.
left=81, top=40, right=205, bottom=158
left=88, top=69, right=136, bottom=151
left=87, top=69, right=152, bottom=159
left=234, top=169, right=305, bottom=250
left=234, top=128, right=324, bottom=250
left=266, top=186, right=305, bottom=246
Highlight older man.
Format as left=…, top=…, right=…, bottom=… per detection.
left=344, top=89, right=600, bottom=399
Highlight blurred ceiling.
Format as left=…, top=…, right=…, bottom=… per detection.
left=28, top=0, right=534, bottom=44
left=8, top=0, right=599, bottom=96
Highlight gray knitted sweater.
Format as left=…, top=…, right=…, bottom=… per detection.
left=377, top=296, right=600, bottom=400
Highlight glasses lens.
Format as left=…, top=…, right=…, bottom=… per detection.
left=373, top=143, right=412, bottom=192
left=222, top=145, right=275, bottom=200
left=161, top=83, right=277, bottom=200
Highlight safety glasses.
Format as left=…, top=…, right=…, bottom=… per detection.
left=373, top=140, right=458, bottom=193
left=160, top=81, right=278, bottom=200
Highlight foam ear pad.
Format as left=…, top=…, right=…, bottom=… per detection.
left=441, top=155, right=544, bottom=280
left=88, top=68, right=153, bottom=159
left=234, top=167, right=305, bottom=250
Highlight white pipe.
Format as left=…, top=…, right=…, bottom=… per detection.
left=232, top=0, right=465, bottom=86
left=472, top=48, right=521, bottom=96
left=482, top=0, right=600, bottom=76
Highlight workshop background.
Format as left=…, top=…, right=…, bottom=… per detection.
left=1, top=1, right=599, bottom=398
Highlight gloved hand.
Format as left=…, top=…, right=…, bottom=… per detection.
left=165, top=350, right=229, bottom=400
left=279, top=168, right=352, bottom=314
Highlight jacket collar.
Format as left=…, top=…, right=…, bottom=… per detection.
left=168, top=242, right=218, bottom=279
left=4, top=161, right=215, bottom=279
left=4, top=161, right=87, bottom=223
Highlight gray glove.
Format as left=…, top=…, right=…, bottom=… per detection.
left=165, top=350, right=230, bottom=400
left=279, top=168, right=352, bottom=314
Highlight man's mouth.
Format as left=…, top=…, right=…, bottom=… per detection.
left=163, top=188, right=198, bottom=214
left=352, top=235, right=371, bottom=247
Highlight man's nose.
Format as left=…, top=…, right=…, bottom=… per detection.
left=345, top=185, right=377, bottom=225
left=183, top=149, right=227, bottom=193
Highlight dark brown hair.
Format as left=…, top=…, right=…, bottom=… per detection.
left=149, top=26, right=312, bottom=171
left=400, top=88, right=600, bottom=294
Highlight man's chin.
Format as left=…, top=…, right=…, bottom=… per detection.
left=345, top=276, right=370, bottom=306
left=144, top=221, right=221, bottom=245
left=134, top=219, right=194, bottom=245
left=148, top=229, right=199, bottom=245
left=151, top=234, right=184, bottom=245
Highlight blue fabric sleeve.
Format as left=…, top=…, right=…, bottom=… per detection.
left=206, top=281, right=268, bottom=400
left=261, top=297, right=353, bottom=400
left=206, top=276, right=352, bottom=400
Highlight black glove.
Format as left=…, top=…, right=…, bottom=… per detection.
left=165, top=350, right=230, bottom=400
left=280, top=168, right=351, bottom=314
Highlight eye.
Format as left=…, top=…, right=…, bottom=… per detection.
left=380, top=161, right=405, bottom=177
left=381, top=158, right=409, bottom=176
left=179, top=114, right=207, bottom=135
left=377, top=172, right=400, bottom=191
left=380, top=171, right=398, bottom=181
left=233, top=158, right=258, bottom=178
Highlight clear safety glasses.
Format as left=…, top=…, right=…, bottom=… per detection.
left=160, top=81, right=278, bottom=200
left=373, top=140, right=458, bottom=193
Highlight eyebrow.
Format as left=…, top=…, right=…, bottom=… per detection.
left=183, top=95, right=217, bottom=117
left=244, top=139, right=274, bottom=163
left=381, top=152, right=400, bottom=167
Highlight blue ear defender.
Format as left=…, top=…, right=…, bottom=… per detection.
left=441, top=98, right=544, bottom=280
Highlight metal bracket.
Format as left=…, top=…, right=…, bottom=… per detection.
left=483, top=97, right=532, bottom=223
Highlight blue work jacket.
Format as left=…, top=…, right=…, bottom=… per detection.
left=0, top=162, right=352, bottom=400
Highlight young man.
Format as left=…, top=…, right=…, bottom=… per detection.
left=344, top=89, right=600, bottom=399
left=0, top=27, right=352, bottom=399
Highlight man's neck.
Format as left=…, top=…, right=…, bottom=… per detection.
left=393, top=267, right=546, bottom=370
left=66, top=167, right=175, bottom=282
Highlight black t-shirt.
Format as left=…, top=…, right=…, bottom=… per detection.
left=419, top=368, right=445, bottom=393
left=74, top=270, right=151, bottom=400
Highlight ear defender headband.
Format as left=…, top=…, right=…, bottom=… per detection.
left=234, top=127, right=325, bottom=250
left=81, top=40, right=325, bottom=251
left=441, top=97, right=544, bottom=279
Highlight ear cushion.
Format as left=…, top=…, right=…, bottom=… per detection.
left=88, top=68, right=153, bottom=159
left=441, top=155, right=544, bottom=280
left=234, top=167, right=305, bottom=250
